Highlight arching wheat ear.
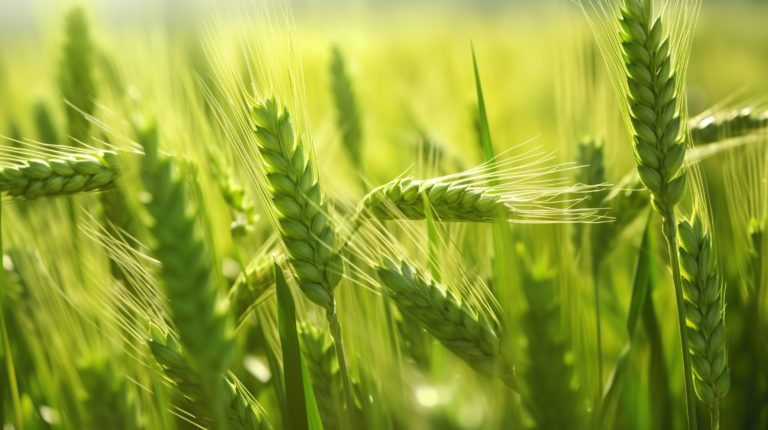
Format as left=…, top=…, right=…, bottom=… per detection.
left=678, top=218, right=730, bottom=429
left=0, top=150, right=119, bottom=199
left=358, top=147, right=609, bottom=224
left=376, top=258, right=515, bottom=387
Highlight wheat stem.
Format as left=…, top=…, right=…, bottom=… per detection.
left=326, top=299, right=354, bottom=420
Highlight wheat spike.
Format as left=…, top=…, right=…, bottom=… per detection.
left=677, top=217, right=730, bottom=427
left=0, top=150, right=119, bottom=199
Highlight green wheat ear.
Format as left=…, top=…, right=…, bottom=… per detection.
left=59, top=7, right=96, bottom=144
left=249, top=98, right=344, bottom=309
left=0, top=150, right=120, bottom=199
left=330, top=46, right=364, bottom=171
left=620, top=0, right=687, bottom=215
left=677, top=217, right=730, bottom=425
left=137, top=119, right=235, bottom=423
left=376, top=258, right=515, bottom=387
left=148, top=332, right=271, bottom=430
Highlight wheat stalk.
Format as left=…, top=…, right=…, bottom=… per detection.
left=138, top=121, right=234, bottom=427
left=618, top=1, right=696, bottom=426
left=677, top=217, right=730, bottom=429
left=376, top=258, right=515, bottom=387
left=0, top=151, right=119, bottom=199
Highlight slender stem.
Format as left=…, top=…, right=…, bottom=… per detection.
left=592, top=256, right=604, bottom=395
left=710, top=402, right=720, bottom=430
left=661, top=211, right=697, bottom=430
left=326, top=299, right=354, bottom=418
left=1, top=200, right=24, bottom=430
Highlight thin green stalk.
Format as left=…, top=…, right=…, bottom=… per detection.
left=0, top=200, right=23, bottom=430
left=662, top=212, right=697, bottom=430
left=326, top=300, right=354, bottom=421
left=592, top=257, right=604, bottom=392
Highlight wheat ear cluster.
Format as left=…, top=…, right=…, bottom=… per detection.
left=330, top=47, right=363, bottom=170
left=148, top=333, right=270, bottom=430
left=138, top=123, right=234, bottom=386
left=249, top=98, right=344, bottom=309
left=620, top=0, right=687, bottom=215
left=677, top=218, right=730, bottom=415
left=0, top=151, right=119, bottom=199
left=376, top=258, right=513, bottom=385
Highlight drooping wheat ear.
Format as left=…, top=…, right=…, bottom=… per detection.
left=678, top=217, right=730, bottom=428
left=58, top=7, right=96, bottom=144
left=249, top=98, right=344, bottom=309
left=376, top=258, right=515, bottom=387
left=228, top=252, right=284, bottom=326
left=516, top=245, right=582, bottom=429
left=0, top=151, right=119, bottom=199
left=690, top=108, right=768, bottom=145
left=137, top=121, right=234, bottom=424
left=620, top=0, right=687, bottom=215
left=148, top=332, right=271, bottom=430
left=77, top=359, right=139, bottom=430
left=358, top=145, right=609, bottom=224
left=360, top=178, right=510, bottom=222
left=330, top=46, right=364, bottom=170
left=619, top=2, right=697, bottom=426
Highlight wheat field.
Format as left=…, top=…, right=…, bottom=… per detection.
left=0, top=0, right=767, bottom=429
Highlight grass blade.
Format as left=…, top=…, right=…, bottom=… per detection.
left=275, top=263, right=310, bottom=430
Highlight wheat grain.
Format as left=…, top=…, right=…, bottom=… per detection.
left=0, top=151, right=119, bottom=199
left=677, top=217, right=729, bottom=428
